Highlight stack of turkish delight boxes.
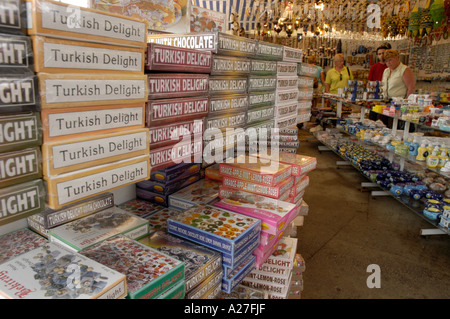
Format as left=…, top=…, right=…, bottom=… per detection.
left=297, top=62, right=317, bottom=124
left=0, top=0, right=45, bottom=228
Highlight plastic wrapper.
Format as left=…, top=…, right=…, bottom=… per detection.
left=248, top=90, right=276, bottom=109
left=41, top=103, right=145, bottom=143
left=38, top=73, right=148, bottom=109
left=0, top=0, right=27, bottom=35
left=209, top=76, right=248, bottom=95
left=248, top=75, right=277, bottom=92
left=142, top=207, right=183, bottom=232
left=42, top=128, right=149, bottom=177
left=0, top=33, right=34, bottom=73
left=148, top=73, right=209, bottom=99
left=0, top=147, right=42, bottom=188
left=250, top=59, right=277, bottom=75
left=149, top=139, right=202, bottom=172
left=81, top=235, right=184, bottom=299
left=209, top=93, right=248, bottom=115
left=282, top=46, right=303, bottom=63
left=25, top=0, right=148, bottom=47
left=45, top=155, right=149, bottom=209
left=0, top=73, right=39, bottom=113
left=254, top=41, right=283, bottom=61
left=0, top=111, right=41, bottom=152
left=168, top=178, right=220, bottom=210
left=32, top=36, right=145, bottom=74
left=276, top=61, right=297, bottom=76
left=0, top=228, right=46, bottom=264
left=49, top=206, right=150, bottom=252
left=146, top=43, right=212, bottom=73
left=211, top=55, right=251, bottom=75
left=0, top=242, right=127, bottom=299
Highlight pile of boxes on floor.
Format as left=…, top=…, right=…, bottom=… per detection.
left=0, top=0, right=317, bottom=299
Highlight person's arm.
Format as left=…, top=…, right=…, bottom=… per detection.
left=320, top=71, right=325, bottom=84
left=403, top=67, right=415, bottom=98
left=324, top=71, right=331, bottom=93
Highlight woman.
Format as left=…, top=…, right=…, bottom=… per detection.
left=382, top=49, right=415, bottom=99
left=324, top=53, right=353, bottom=94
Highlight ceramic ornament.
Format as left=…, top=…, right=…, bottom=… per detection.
left=419, top=0, right=435, bottom=36
left=408, top=1, right=421, bottom=38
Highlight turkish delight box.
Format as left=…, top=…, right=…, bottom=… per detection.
left=209, top=76, right=248, bottom=96
left=243, top=272, right=292, bottom=299
left=32, top=36, right=146, bottom=74
left=246, top=105, right=274, bottom=125
left=168, top=179, right=221, bottom=210
left=27, top=192, right=114, bottom=235
left=219, top=155, right=292, bottom=187
left=0, top=179, right=45, bottom=226
left=0, top=74, right=39, bottom=113
left=248, top=90, right=276, bottom=109
left=250, top=59, right=277, bottom=75
left=146, top=43, right=212, bottom=73
left=276, top=62, right=297, bottom=76
left=45, top=155, right=150, bottom=209
left=217, top=284, right=267, bottom=299
left=274, top=102, right=298, bottom=119
left=276, top=76, right=298, bottom=91
left=289, top=175, right=309, bottom=197
left=205, top=111, right=247, bottom=130
left=256, top=237, right=298, bottom=272
left=0, top=147, right=42, bottom=188
left=185, top=269, right=223, bottom=299
left=149, top=138, right=202, bottom=172
left=0, top=228, right=47, bottom=264
left=0, top=112, right=42, bottom=153
left=42, top=128, right=150, bottom=177
left=49, top=206, right=150, bottom=252
left=116, top=198, right=164, bottom=220
left=209, top=94, right=248, bottom=115
left=275, top=88, right=298, bottom=106
left=221, top=234, right=259, bottom=269
left=222, top=254, right=256, bottom=293
left=211, top=55, right=251, bottom=75
left=136, top=187, right=171, bottom=207
left=142, top=207, right=183, bottom=232
left=279, top=126, right=298, bottom=135
left=214, top=190, right=297, bottom=236
left=146, top=95, right=209, bottom=126
left=148, top=73, right=209, bottom=99
left=255, top=152, right=317, bottom=176
left=26, top=0, right=148, bottom=48
left=297, top=63, right=317, bottom=77
left=254, top=41, right=283, bottom=61
left=274, top=113, right=297, bottom=129
left=157, top=280, right=185, bottom=299
left=0, top=0, right=27, bottom=35
left=297, top=76, right=314, bottom=88
left=40, top=103, right=145, bottom=143
left=248, top=75, right=277, bottom=92
left=137, top=172, right=201, bottom=196
left=282, top=46, right=302, bottom=63
left=38, top=73, right=148, bottom=109
left=150, top=162, right=201, bottom=183
left=221, top=175, right=294, bottom=199
left=168, top=204, right=261, bottom=257
left=81, top=235, right=184, bottom=299
left=0, top=242, right=127, bottom=299
left=148, top=119, right=204, bottom=149
left=0, top=33, right=34, bottom=73
left=139, top=230, right=222, bottom=293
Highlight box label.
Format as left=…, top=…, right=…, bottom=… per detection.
left=0, top=75, right=36, bottom=107
left=248, top=91, right=275, bottom=108
left=148, top=33, right=217, bottom=52
left=209, top=77, right=247, bottom=95
left=0, top=0, right=21, bottom=30
left=146, top=96, right=209, bottom=125
left=0, top=112, right=41, bottom=152
left=250, top=60, right=277, bottom=75
left=276, top=62, right=297, bottom=76
left=149, top=120, right=204, bottom=148
left=0, top=148, right=41, bottom=187
left=209, top=94, right=248, bottom=113
left=206, top=112, right=246, bottom=130
left=148, top=74, right=209, bottom=99
left=0, top=36, right=30, bottom=68
left=283, top=47, right=303, bottom=63
left=255, top=42, right=283, bottom=60
left=248, top=76, right=276, bottom=92
left=150, top=139, right=202, bottom=172
left=211, top=56, right=250, bottom=75
left=276, top=76, right=298, bottom=90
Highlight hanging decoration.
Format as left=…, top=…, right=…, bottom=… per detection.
left=408, top=1, right=421, bottom=38
left=430, top=0, right=445, bottom=39
left=419, top=0, right=435, bottom=37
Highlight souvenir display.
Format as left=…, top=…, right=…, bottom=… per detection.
left=0, top=228, right=47, bottom=264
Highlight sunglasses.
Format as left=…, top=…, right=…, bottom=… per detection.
left=340, top=74, right=342, bottom=81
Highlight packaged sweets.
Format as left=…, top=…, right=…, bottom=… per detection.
left=209, top=94, right=248, bottom=115
left=209, top=76, right=248, bottom=95
left=211, top=55, right=251, bottom=75
left=48, top=206, right=150, bottom=252
left=250, top=59, right=277, bottom=75
left=0, top=111, right=42, bottom=153
left=31, top=36, right=146, bottom=74
left=139, top=230, right=222, bottom=293
left=186, top=269, right=223, bottom=299
left=276, top=61, right=297, bottom=76
left=168, top=179, right=221, bottom=210
left=143, top=207, right=183, bottom=232
left=275, top=88, right=298, bottom=105
left=0, top=179, right=45, bottom=226
left=276, top=76, right=298, bottom=91
left=116, top=198, right=164, bottom=220
left=0, top=242, right=127, bottom=299
left=148, top=119, right=204, bottom=149
left=157, top=280, right=185, bottom=299
left=0, top=33, right=34, bottom=73
left=222, top=254, right=256, bottom=293
left=146, top=43, right=212, bottom=73
left=221, top=176, right=294, bottom=199
left=248, top=90, right=276, bottom=109
left=219, top=155, right=292, bottom=187
left=150, top=162, right=201, bottom=183
left=0, top=0, right=27, bottom=35
left=246, top=105, right=274, bottom=125
left=248, top=75, right=277, bottom=92
left=254, top=152, right=317, bottom=176
left=137, top=172, right=201, bottom=196
left=0, top=74, right=39, bottom=113
left=136, top=187, right=171, bottom=207
left=256, top=237, right=298, bottom=273
left=214, top=190, right=297, bottom=236
left=0, top=228, right=47, bottom=264
left=217, top=284, right=268, bottom=299
left=81, top=235, right=184, bottom=299
left=0, top=147, right=42, bottom=188
left=149, top=139, right=202, bottom=172
left=205, top=112, right=247, bottom=130
left=168, top=204, right=261, bottom=258
left=282, top=46, right=303, bottom=63
left=254, top=41, right=283, bottom=61
left=27, top=192, right=114, bottom=236
left=147, top=73, right=209, bottom=99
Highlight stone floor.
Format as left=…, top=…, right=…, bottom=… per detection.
left=295, top=130, right=450, bottom=299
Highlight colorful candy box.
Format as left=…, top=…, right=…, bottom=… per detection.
left=117, top=198, right=164, bottom=219
left=214, top=190, right=297, bottom=235
left=142, top=207, right=183, bottom=232
left=150, top=162, right=201, bottom=183
left=0, top=228, right=47, bottom=264
left=139, top=230, right=222, bottom=293
left=168, top=179, right=221, bottom=210
left=222, top=175, right=294, bottom=199
left=219, top=155, right=292, bottom=187
left=254, top=152, right=317, bottom=176
left=0, top=242, right=127, bottom=299
left=168, top=204, right=261, bottom=258
left=137, top=172, right=201, bottom=196
left=186, top=269, right=223, bottom=299
left=81, top=235, right=184, bottom=299
left=49, top=206, right=149, bottom=252
left=0, top=112, right=42, bottom=153
left=222, top=254, right=256, bottom=293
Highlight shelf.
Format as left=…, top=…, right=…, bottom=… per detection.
left=314, top=133, right=449, bottom=236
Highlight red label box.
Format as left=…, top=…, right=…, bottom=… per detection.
left=149, top=139, right=203, bottom=172
left=147, top=73, right=209, bottom=99
left=148, top=119, right=204, bottom=149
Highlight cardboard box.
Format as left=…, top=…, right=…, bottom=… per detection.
left=246, top=105, right=274, bottom=125
left=42, top=128, right=149, bottom=177
left=32, top=36, right=145, bottom=74
left=148, top=119, right=204, bottom=149
left=45, top=155, right=150, bottom=209
left=0, top=228, right=47, bottom=264
left=27, top=192, right=114, bottom=233
left=219, top=155, right=292, bottom=187
left=221, top=234, right=259, bottom=269
left=38, top=73, right=148, bottom=109
left=214, top=190, right=297, bottom=236
left=248, top=75, right=277, bottom=92
left=241, top=273, right=291, bottom=299
left=157, top=280, right=185, bottom=299
left=0, top=242, right=127, bottom=299
left=256, top=237, right=298, bottom=272
left=274, top=102, right=298, bottom=119
left=297, top=76, right=314, bottom=88
left=148, top=73, right=209, bottom=99
left=276, top=76, right=298, bottom=91
left=278, top=126, right=298, bottom=135
left=275, top=88, right=299, bottom=105
left=0, top=33, right=33, bottom=72
left=209, top=94, right=248, bottom=115
left=186, top=269, right=223, bottom=299
left=0, top=111, right=41, bottom=153
left=282, top=46, right=303, bottom=63
left=222, top=254, right=256, bottom=293
left=255, top=152, right=317, bottom=176
left=0, top=0, right=27, bottom=35
left=254, top=41, right=283, bottom=61
left=141, top=207, right=183, bottom=232
left=297, top=63, right=317, bottom=77
left=0, top=147, right=42, bottom=188
left=25, top=0, right=147, bottom=47
left=211, top=55, right=251, bottom=75
left=146, top=43, right=212, bottom=73
left=274, top=113, right=297, bottom=129
left=217, top=284, right=267, bottom=299
left=276, top=62, right=297, bottom=76
left=205, top=112, right=247, bottom=130
left=0, top=74, right=38, bottom=113
left=148, top=32, right=256, bottom=57
left=250, top=59, right=277, bottom=75
left=146, top=95, right=209, bottom=126
left=49, top=206, right=150, bottom=252
left=136, top=187, right=171, bottom=207
left=40, top=103, right=145, bottom=142
left=289, top=175, right=309, bottom=197
left=149, top=139, right=202, bottom=172
left=168, top=179, right=221, bottom=210
left=116, top=198, right=164, bottom=220
left=139, top=230, right=222, bottom=293
left=150, top=162, right=201, bottom=183
left=222, top=175, right=294, bottom=199
left=209, top=76, right=248, bottom=95
left=248, top=90, right=275, bottom=109
left=137, top=172, right=201, bottom=196
left=168, top=204, right=261, bottom=256
left=81, top=235, right=184, bottom=299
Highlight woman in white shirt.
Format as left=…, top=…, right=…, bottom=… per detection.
left=382, top=49, right=415, bottom=99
